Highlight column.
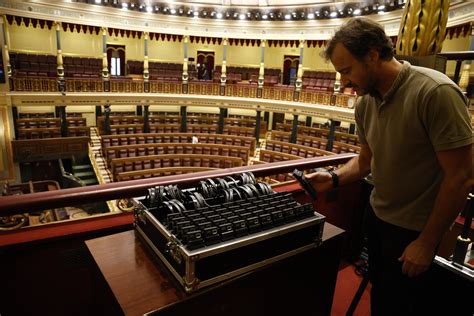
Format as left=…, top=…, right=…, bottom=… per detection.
left=396, top=2, right=449, bottom=56
left=255, top=110, right=261, bottom=148
left=1, top=16, right=12, bottom=89
left=136, top=105, right=143, bottom=116
left=55, top=22, right=65, bottom=93
left=217, top=107, right=227, bottom=134
left=102, top=27, right=110, bottom=92
left=180, top=106, right=187, bottom=132
left=257, top=40, right=265, bottom=98
left=290, top=114, right=298, bottom=144
left=264, top=111, right=270, bottom=131
left=95, top=105, right=102, bottom=125
left=104, top=104, right=111, bottom=135
left=220, top=38, right=228, bottom=96
left=182, top=36, right=189, bottom=94
left=349, top=123, right=356, bottom=135
left=143, top=32, right=150, bottom=92
left=143, top=105, right=150, bottom=133
left=326, top=119, right=340, bottom=152
left=293, top=40, right=305, bottom=101
left=305, top=116, right=312, bottom=127
left=12, top=106, right=18, bottom=139
left=56, top=106, right=68, bottom=137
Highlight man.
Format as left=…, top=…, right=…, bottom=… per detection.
left=307, top=18, right=472, bottom=315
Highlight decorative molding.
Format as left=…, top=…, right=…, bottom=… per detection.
left=0, top=0, right=408, bottom=39
left=7, top=92, right=356, bottom=122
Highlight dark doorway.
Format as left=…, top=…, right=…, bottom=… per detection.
left=197, top=51, right=215, bottom=80
left=272, top=113, right=285, bottom=130
left=283, top=55, right=299, bottom=85
left=107, top=44, right=125, bottom=77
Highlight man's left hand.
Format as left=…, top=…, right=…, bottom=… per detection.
left=398, top=239, right=436, bottom=277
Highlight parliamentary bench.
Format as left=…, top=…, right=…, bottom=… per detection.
left=271, top=130, right=360, bottom=149
left=186, top=123, right=218, bottom=134
left=66, top=117, right=86, bottom=126
left=110, top=154, right=243, bottom=181
left=259, top=149, right=301, bottom=182
left=224, top=117, right=267, bottom=137
left=104, top=143, right=250, bottom=167
left=107, top=124, right=144, bottom=135
left=149, top=115, right=181, bottom=124
left=275, top=123, right=330, bottom=139
left=97, top=116, right=144, bottom=134
left=17, top=127, right=61, bottom=139
left=265, top=140, right=333, bottom=158
left=67, top=126, right=90, bottom=137
left=149, top=123, right=181, bottom=133
left=17, top=118, right=61, bottom=129
left=101, top=132, right=256, bottom=156
left=187, top=115, right=219, bottom=125
left=116, top=166, right=217, bottom=181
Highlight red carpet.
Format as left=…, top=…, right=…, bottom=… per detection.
left=331, top=263, right=371, bottom=316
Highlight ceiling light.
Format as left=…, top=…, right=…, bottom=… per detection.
left=353, top=9, right=361, bottom=15
left=121, top=3, right=128, bottom=9
left=216, top=12, right=223, bottom=18
left=262, top=14, right=268, bottom=19
left=378, top=5, right=386, bottom=11
left=329, top=11, right=338, bottom=18
left=307, top=13, right=315, bottom=19
left=193, top=11, right=199, bottom=16
left=146, top=6, right=152, bottom=13
left=170, top=8, right=176, bottom=14
left=239, top=14, right=245, bottom=20
left=284, top=14, right=291, bottom=20
left=95, top=0, right=101, bottom=4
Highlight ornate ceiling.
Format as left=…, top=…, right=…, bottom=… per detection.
left=1, top=0, right=472, bottom=40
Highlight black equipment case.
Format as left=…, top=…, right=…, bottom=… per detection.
left=133, top=172, right=325, bottom=293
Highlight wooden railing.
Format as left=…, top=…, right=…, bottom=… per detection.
left=0, top=153, right=356, bottom=215
left=11, top=77, right=355, bottom=108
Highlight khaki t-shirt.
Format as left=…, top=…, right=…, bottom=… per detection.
left=355, top=61, right=472, bottom=231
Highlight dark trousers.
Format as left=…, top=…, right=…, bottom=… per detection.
left=364, top=206, right=438, bottom=316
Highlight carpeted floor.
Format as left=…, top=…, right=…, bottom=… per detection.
left=331, top=262, right=371, bottom=316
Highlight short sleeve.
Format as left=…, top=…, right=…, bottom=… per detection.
left=422, top=84, right=472, bottom=151
left=354, top=97, right=368, bottom=145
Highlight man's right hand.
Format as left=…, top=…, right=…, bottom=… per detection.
left=305, top=171, right=334, bottom=193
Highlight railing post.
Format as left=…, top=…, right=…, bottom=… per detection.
left=220, top=38, right=228, bottom=96
left=182, top=35, right=189, bottom=94
left=102, top=27, right=110, bottom=92
left=143, top=31, right=150, bottom=93
left=257, top=40, right=265, bottom=98
left=55, top=22, right=65, bottom=93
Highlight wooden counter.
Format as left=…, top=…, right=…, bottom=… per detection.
left=86, top=223, right=345, bottom=316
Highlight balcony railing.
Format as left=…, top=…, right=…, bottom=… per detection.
left=11, top=76, right=356, bottom=109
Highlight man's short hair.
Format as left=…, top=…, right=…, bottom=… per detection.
left=323, top=17, right=394, bottom=62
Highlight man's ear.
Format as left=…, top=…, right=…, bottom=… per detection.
left=366, top=48, right=380, bottom=65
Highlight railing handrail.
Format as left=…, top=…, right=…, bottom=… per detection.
left=0, top=154, right=356, bottom=216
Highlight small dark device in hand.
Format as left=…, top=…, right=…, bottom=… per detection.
left=292, top=169, right=318, bottom=200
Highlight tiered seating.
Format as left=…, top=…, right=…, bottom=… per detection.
left=213, top=66, right=281, bottom=85
left=258, top=149, right=300, bottom=182
left=224, top=117, right=266, bottom=137
left=66, top=117, right=89, bottom=137
left=275, top=123, right=330, bottom=138
left=265, top=140, right=333, bottom=158
left=10, top=52, right=57, bottom=77
left=97, top=115, right=144, bottom=135
left=117, top=167, right=217, bottom=181
left=302, top=71, right=336, bottom=92
left=103, top=143, right=250, bottom=167
left=19, top=112, right=55, bottom=118
left=63, top=56, right=102, bottom=78
left=101, top=133, right=256, bottom=156
left=111, top=154, right=242, bottom=181
left=149, top=115, right=181, bottom=124
left=16, top=118, right=61, bottom=139
left=150, top=124, right=181, bottom=133
left=271, top=130, right=360, bottom=152
left=187, top=115, right=219, bottom=125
